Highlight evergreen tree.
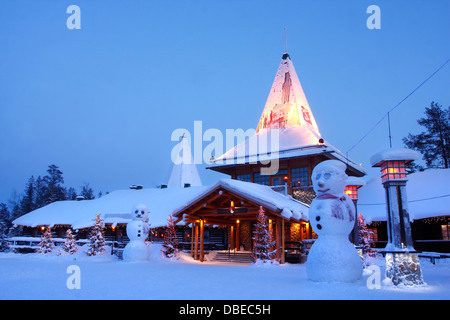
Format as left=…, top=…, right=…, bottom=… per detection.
left=20, top=176, right=36, bottom=214
left=80, top=183, right=95, bottom=200
left=0, top=203, right=11, bottom=251
left=252, top=206, right=276, bottom=262
left=61, top=229, right=78, bottom=254
left=43, top=164, right=66, bottom=204
left=357, top=214, right=376, bottom=266
left=162, top=214, right=179, bottom=258
left=67, top=187, right=77, bottom=201
left=8, top=190, right=23, bottom=220
left=38, top=226, right=54, bottom=254
left=86, top=213, right=106, bottom=256
left=34, top=175, right=47, bottom=209
left=403, top=101, right=450, bottom=169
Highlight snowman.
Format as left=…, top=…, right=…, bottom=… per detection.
left=306, top=160, right=363, bottom=282
left=123, top=204, right=150, bottom=262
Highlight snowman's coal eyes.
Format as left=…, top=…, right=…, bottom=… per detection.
left=324, top=173, right=331, bottom=179
left=141, top=210, right=145, bottom=215
left=135, top=210, right=139, bottom=214
left=315, top=174, right=321, bottom=180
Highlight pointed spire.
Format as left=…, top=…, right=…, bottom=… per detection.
left=168, top=134, right=202, bottom=188
left=256, top=52, right=321, bottom=137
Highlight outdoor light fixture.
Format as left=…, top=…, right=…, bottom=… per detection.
left=370, top=148, right=424, bottom=286
left=345, top=177, right=365, bottom=201
left=230, top=200, right=235, bottom=214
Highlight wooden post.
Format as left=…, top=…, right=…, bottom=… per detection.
left=281, top=219, right=285, bottom=264
left=275, top=217, right=281, bottom=261
left=230, top=226, right=235, bottom=251
left=236, top=221, right=240, bottom=251
left=194, top=222, right=199, bottom=260
left=190, top=223, right=194, bottom=258
left=200, top=219, right=204, bottom=262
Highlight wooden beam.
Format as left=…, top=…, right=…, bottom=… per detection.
left=194, top=223, right=199, bottom=260
left=276, top=217, right=281, bottom=262
left=281, top=219, right=285, bottom=264
left=236, top=221, right=240, bottom=251
left=173, top=216, right=183, bottom=225
left=190, top=222, right=194, bottom=258
left=230, top=226, right=235, bottom=251
left=182, top=189, right=225, bottom=216
left=200, top=219, right=204, bottom=262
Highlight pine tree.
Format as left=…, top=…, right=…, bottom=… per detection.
left=80, top=183, right=95, bottom=200
left=357, top=214, right=376, bottom=265
left=403, top=101, right=450, bottom=169
left=62, top=229, right=78, bottom=254
left=67, top=187, right=78, bottom=201
left=252, top=206, right=276, bottom=263
left=34, top=176, right=47, bottom=209
left=0, top=203, right=11, bottom=251
left=38, top=226, right=54, bottom=254
left=43, top=164, right=66, bottom=204
left=162, top=214, right=179, bottom=258
left=20, top=176, right=36, bottom=214
left=86, top=213, right=106, bottom=256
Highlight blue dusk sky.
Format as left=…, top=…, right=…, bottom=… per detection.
left=0, top=0, right=449, bottom=203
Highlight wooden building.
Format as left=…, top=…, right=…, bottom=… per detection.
left=172, top=179, right=310, bottom=263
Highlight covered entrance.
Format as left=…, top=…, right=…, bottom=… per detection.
left=172, top=179, right=310, bottom=263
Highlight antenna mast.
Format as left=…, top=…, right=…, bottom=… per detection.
left=284, top=27, right=287, bottom=52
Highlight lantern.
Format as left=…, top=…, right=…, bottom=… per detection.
left=370, top=148, right=424, bottom=286
left=345, top=176, right=365, bottom=200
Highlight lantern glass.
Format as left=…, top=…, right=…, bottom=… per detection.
left=380, top=160, right=406, bottom=182
left=345, top=185, right=358, bottom=200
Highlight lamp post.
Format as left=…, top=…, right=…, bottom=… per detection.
left=370, top=148, right=424, bottom=286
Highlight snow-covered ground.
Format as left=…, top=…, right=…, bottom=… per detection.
left=0, top=243, right=449, bottom=300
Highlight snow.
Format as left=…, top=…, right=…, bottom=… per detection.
left=0, top=244, right=449, bottom=299
left=210, top=126, right=366, bottom=176
left=12, top=186, right=209, bottom=229
left=358, top=169, right=450, bottom=223
left=370, top=148, right=421, bottom=167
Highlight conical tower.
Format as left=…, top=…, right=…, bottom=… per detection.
left=208, top=52, right=365, bottom=182
left=256, top=52, right=320, bottom=136
left=168, top=134, right=202, bottom=188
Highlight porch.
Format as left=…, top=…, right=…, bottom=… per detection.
left=172, top=179, right=311, bottom=263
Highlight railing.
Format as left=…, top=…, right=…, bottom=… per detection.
left=6, top=236, right=123, bottom=255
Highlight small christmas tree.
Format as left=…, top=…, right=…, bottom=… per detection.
left=62, top=229, right=78, bottom=254
left=38, top=226, right=54, bottom=254
left=252, top=206, right=276, bottom=263
left=162, top=214, right=179, bottom=258
left=357, top=213, right=376, bottom=265
left=86, top=213, right=106, bottom=256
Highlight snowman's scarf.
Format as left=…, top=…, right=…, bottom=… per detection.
left=316, top=193, right=354, bottom=222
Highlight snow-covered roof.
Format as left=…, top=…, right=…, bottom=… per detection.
left=173, top=178, right=309, bottom=222
left=13, top=186, right=209, bottom=229
left=209, top=126, right=366, bottom=176
left=370, top=148, right=420, bottom=167
left=358, top=169, right=450, bottom=223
